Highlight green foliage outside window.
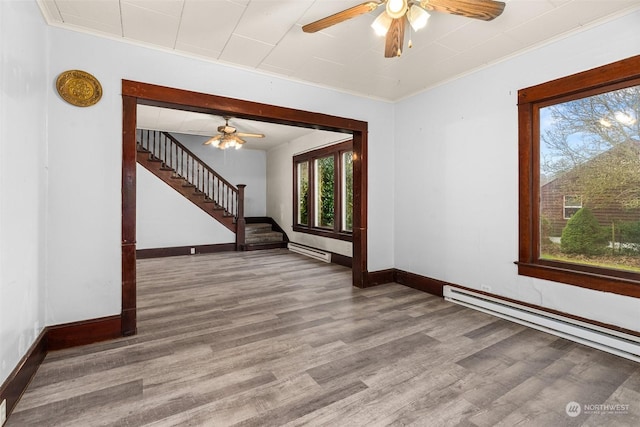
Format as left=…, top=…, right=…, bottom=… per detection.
left=298, top=162, right=309, bottom=225
left=344, top=151, right=353, bottom=231
left=561, top=208, right=608, bottom=255
left=316, top=156, right=335, bottom=228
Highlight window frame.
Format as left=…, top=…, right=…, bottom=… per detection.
left=517, top=55, right=640, bottom=298
left=562, top=195, right=582, bottom=220
left=293, top=140, right=353, bottom=241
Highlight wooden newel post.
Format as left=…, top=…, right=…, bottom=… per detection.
left=236, top=184, right=246, bottom=251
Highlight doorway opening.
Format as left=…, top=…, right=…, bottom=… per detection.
left=121, top=80, right=368, bottom=335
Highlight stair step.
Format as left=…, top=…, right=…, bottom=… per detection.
left=245, top=223, right=274, bottom=234
left=245, top=231, right=284, bottom=244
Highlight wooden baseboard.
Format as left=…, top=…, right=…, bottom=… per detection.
left=364, top=268, right=446, bottom=297
left=47, top=315, right=122, bottom=351
left=330, top=252, right=352, bottom=268
left=0, top=329, right=47, bottom=422
left=365, top=269, right=395, bottom=287
left=136, top=243, right=236, bottom=259
left=393, top=269, right=446, bottom=297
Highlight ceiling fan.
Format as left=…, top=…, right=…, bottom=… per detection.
left=203, top=116, right=265, bottom=150
left=302, top=0, right=505, bottom=58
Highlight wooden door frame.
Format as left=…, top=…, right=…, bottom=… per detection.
left=121, top=80, right=369, bottom=336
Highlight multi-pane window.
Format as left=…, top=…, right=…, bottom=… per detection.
left=294, top=140, right=353, bottom=241
left=518, top=56, right=640, bottom=297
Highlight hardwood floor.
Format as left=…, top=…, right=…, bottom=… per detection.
left=8, top=249, right=640, bottom=426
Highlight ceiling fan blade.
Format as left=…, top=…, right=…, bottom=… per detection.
left=385, top=18, right=405, bottom=58
left=302, top=1, right=382, bottom=33
left=203, top=135, right=222, bottom=145
left=236, top=132, right=265, bottom=138
left=421, top=0, right=505, bottom=21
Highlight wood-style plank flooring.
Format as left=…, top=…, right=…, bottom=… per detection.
left=8, top=249, right=640, bottom=426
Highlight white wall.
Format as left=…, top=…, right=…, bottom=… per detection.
left=43, top=18, right=395, bottom=326
left=394, top=10, right=640, bottom=332
left=0, top=0, right=48, bottom=385
left=266, top=131, right=352, bottom=257
left=136, top=165, right=234, bottom=249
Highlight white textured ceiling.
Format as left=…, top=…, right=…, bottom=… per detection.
left=37, top=0, right=640, bottom=102
left=136, top=104, right=342, bottom=150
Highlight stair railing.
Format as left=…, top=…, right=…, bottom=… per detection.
left=137, top=129, right=245, bottom=246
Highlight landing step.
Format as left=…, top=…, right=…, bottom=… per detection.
left=245, top=223, right=275, bottom=234
left=242, top=241, right=288, bottom=251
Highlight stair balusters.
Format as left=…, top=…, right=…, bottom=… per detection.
left=136, top=129, right=243, bottom=223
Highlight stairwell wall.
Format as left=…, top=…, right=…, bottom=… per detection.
left=136, top=165, right=235, bottom=249
left=135, top=133, right=266, bottom=250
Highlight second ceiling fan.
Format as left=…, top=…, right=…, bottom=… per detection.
left=302, top=0, right=505, bottom=58
left=203, top=117, right=265, bottom=150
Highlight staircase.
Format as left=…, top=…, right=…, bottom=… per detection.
left=136, top=129, right=246, bottom=246
left=244, top=222, right=288, bottom=251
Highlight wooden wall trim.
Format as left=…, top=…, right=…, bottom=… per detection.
left=1, top=314, right=123, bottom=423
left=0, top=329, right=47, bottom=422
left=136, top=243, right=236, bottom=259
left=393, top=269, right=446, bottom=297
left=47, top=315, right=122, bottom=351
left=122, top=94, right=138, bottom=337
left=331, top=252, right=353, bottom=268
left=365, top=269, right=395, bottom=287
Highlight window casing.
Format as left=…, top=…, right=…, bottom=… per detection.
left=518, top=55, right=640, bottom=298
left=293, top=140, right=353, bottom=241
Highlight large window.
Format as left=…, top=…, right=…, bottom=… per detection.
left=518, top=55, right=640, bottom=297
left=294, top=140, right=353, bottom=240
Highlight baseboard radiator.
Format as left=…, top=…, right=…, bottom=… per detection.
left=288, top=243, right=331, bottom=263
left=443, top=285, right=640, bottom=363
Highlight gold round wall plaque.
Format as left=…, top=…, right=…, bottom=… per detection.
left=56, top=70, right=102, bottom=107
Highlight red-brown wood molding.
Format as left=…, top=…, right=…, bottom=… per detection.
left=0, top=314, right=122, bottom=422
left=136, top=243, right=236, bottom=259
left=47, top=315, right=122, bottom=351
left=0, top=330, right=47, bottom=423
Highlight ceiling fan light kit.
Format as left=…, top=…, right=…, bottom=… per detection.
left=203, top=117, right=265, bottom=150
left=386, top=0, right=408, bottom=19
left=303, top=0, right=505, bottom=58
left=371, top=12, right=393, bottom=36
left=408, top=4, right=430, bottom=31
